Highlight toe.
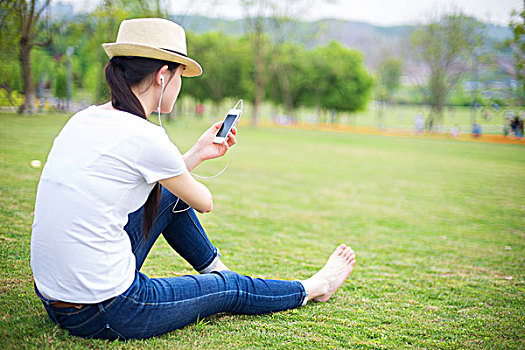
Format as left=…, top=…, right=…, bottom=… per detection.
left=343, top=248, right=353, bottom=259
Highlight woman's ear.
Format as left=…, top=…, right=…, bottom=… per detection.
left=156, top=65, right=169, bottom=86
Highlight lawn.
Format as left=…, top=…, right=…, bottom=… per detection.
left=0, top=111, right=523, bottom=349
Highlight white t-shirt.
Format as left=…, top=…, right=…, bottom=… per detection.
left=30, top=106, right=187, bottom=303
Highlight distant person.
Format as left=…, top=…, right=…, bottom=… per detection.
left=472, top=123, right=482, bottom=138
left=425, top=117, right=434, bottom=132
left=449, top=125, right=460, bottom=138
left=30, top=18, right=356, bottom=341
left=414, top=113, right=424, bottom=134
left=38, top=97, right=45, bottom=112
left=517, top=112, right=524, bottom=138
left=508, top=111, right=518, bottom=135
left=195, top=103, right=205, bottom=117
left=503, top=118, right=510, bottom=138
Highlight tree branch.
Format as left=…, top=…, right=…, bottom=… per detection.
left=33, top=0, right=50, bottom=25
left=19, top=0, right=27, bottom=33
left=32, top=36, right=52, bottom=47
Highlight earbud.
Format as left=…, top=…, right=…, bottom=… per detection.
left=160, top=75, right=165, bottom=88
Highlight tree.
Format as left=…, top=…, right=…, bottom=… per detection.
left=375, top=56, right=403, bottom=125
left=377, top=57, right=403, bottom=103
left=54, top=64, right=67, bottom=110
left=265, top=42, right=309, bottom=117
left=240, top=0, right=310, bottom=125
left=1, top=0, right=52, bottom=114
left=303, top=42, right=373, bottom=122
left=411, top=14, right=484, bottom=129
left=240, top=0, right=274, bottom=126
left=507, top=3, right=525, bottom=105
left=183, top=32, right=252, bottom=113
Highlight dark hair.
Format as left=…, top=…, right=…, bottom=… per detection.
left=104, top=56, right=180, bottom=238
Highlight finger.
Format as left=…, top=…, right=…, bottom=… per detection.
left=227, top=133, right=237, bottom=146
left=231, top=126, right=237, bottom=136
left=211, top=121, right=222, bottom=131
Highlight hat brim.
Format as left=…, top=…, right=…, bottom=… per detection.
left=102, top=42, right=202, bottom=77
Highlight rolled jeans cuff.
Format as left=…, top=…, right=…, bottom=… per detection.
left=296, top=280, right=309, bottom=306
left=197, top=248, right=221, bottom=274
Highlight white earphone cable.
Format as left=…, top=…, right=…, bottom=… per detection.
left=157, top=75, right=165, bottom=128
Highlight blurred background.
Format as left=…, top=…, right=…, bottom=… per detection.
left=0, top=0, right=523, bottom=138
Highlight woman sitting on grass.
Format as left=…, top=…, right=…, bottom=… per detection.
left=30, top=18, right=356, bottom=340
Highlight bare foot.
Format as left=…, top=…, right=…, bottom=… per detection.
left=301, top=244, right=356, bottom=302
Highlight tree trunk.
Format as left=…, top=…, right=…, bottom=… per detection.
left=377, top=100, right=384, bottom=128
left=281, top=73, right=294, bottom=119
left=19, top=38, right=36, bottom=114
left=428, top=103, right=443, bottom=132
left=252, top=38, right=264, bottom=126
left=251, top=16, right=266, bottom=127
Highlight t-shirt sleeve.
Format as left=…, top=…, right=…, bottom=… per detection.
left=135, top=128, right=188, bottom=184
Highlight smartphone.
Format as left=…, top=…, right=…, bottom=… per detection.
left=213, top=108, right=242, bottom=144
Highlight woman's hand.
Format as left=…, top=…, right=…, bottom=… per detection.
left=183, top=122, right=237, bottom=171
left=197, top=121, right=237, bottom=161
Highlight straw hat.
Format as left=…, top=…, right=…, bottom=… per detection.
left=103, top=18, right=202, bottom=77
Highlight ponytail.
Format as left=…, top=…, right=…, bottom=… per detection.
left=104, top=56, right=180, bottom=238
left=105, top=58, right=147, bottom=119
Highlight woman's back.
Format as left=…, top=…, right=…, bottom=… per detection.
left=30, top=105, right=186, bottom=303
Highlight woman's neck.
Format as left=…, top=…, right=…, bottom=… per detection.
left=132, top=86, right=156, bottom=117
left=98, top=91, right=155, bottom=118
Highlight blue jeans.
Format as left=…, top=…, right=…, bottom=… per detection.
left=36, top=187, right=307, bottom=340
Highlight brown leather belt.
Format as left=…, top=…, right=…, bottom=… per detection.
left=34, top=282, right=84, bottom=309
left=49, top=301, right=84, bottom=309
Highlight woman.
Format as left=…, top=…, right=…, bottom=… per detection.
left=30, top=18, right=356, bottom=340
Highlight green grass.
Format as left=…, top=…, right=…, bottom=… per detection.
left=0, top=111, right=524, bottom=349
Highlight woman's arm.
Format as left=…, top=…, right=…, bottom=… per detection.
left=159, top=172, right=213, bottom=213
left=164, top=122, right=237, bottom=213
left=183, top=122, right=237, bottom=172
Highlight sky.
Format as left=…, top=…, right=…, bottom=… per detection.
left=66, top=0, right=522, bottom=27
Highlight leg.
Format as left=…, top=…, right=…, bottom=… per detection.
left=51, top=270, right=306, bottom=340
left=49, top=245, right=356, bottom=340
left=124, top=186, right=225, bottom=272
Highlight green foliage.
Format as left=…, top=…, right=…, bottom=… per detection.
left=376, top=57, right=403, bottom=102
left=0, top=88, right=24, bottom=107
left=54, top=64, right=67, bottom=99
left=265, top=42, right=309, bottom=112
left=411, top=14, right=485, bottom=121
left=83, top=64, right=100, bottom=98
left=1, top=1, right=374, bottom=115
left=184, top=35, right=373, bottom=116
left=184, top=32, right=253, bottom=105
left=448, top=85, right=476, bottom=106
left=305, top=41, right=373, bottom=113
left=30, top=47, right=53, bottom=85
left=0, top=58, right=22, bottom=92
left=507, top=5, right=525, bottom=104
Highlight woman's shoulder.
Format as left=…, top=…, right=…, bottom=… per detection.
left=79, top=105, right=163, bottom=132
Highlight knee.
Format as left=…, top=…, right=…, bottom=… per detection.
left=211, top=270, right=255, bottom=294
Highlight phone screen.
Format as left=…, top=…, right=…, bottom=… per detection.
left=216, top=114, right=237, bottom=138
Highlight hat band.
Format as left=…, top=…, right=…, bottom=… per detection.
left=161, top=48, right=188, bottom=58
